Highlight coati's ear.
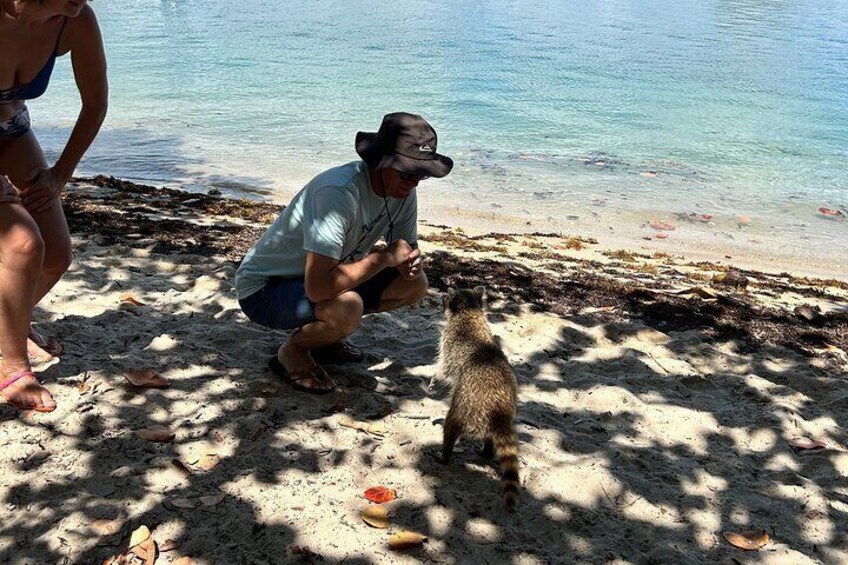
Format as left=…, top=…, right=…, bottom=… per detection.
left=447, top=287, right=457, bottom=300
left=473, top=286, right=486, bottom=301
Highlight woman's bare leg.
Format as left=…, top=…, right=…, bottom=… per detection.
left=0, top=201, right=55, bottom=411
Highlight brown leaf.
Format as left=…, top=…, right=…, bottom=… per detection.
left=124, top=369, right=169, bottom=389
left=250, top=423, right=268, bottom=441
left=137, top=425, right=175, bottom=443
left=364, top=486, right=397, bottom=504
left=128, top=538, right=156, bottom=565
left=388, top=530, right=428, bottom=550
left=120, top=293, right=146, bottom=306
left=361, top=505, right=389, bottom=529
left=723, top=530, right=769, bottom=551
left=339, top=417, right=388, bottom=437
left=193, top=453, right=221, bottom=472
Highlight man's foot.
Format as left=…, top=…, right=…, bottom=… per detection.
left=311, top=340, right=364, bottom=364
left=0, top=370, right=57, bottom=412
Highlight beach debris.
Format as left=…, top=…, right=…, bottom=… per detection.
left=789, top=438, right=827, bottom=451
left=167, top=498, right=197, bottom=510
left=794, top=305, right=823, bottom=323
left=102, top=525, right=157, bottom=565
left=649, top=220, right=676, bottom=231
left=591, top=198, right=606, bottom=206
left=818, top=207, right=844, bottom=219
left=199, top=493, right=226, bottom=507
left=137, top=425, right=175, bottom=443
left=712, top=270, right=748, bottom=289
left=388, top=531, right=428, bottom=551
left=124, top=369, right=169, bottom=389
left=338, top=417, right=388, bottom=437
left=361, top=505, right=390, bottom=529
left=723, top=530, right=769, bottom=551
left=175, top=450, right=221, bottom=474
left=738, top=215, right=752, bottom=226
left=324, top=400, right=346, bottom=414
left=159, top=539, right=180, bottom=552
left=698, top=213, right=713, bottom=223
left=655, top=232, right=670, bottom=239
left=365, top=486, right=397, bottom=504
left=119, top=293, right=146, bottom=307
left=78, top=372, right=93, bottom=395
left=640, top=171, right=658, bottom=178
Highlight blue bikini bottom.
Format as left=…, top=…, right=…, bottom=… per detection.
left=0, top=105, right=31, bottom=141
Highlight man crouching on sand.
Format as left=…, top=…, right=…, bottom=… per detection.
left=235, top=113, right=453, bottom=394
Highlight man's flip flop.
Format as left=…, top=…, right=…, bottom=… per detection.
left=267, top=356, right=336, bottom=395
left=311, top=340, right=364, bottom=364
left=0, top=370, right=57, bottom=413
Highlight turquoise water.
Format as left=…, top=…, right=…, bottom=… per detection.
left=31, top=0, right=847, bottom=257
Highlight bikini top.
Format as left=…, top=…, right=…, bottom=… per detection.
left=0, top=17, right=68, bottom=102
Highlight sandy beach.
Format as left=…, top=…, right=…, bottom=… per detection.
left=1, top=177, right=847, bottom=564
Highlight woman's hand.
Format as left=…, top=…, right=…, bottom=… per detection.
left=19, top=167, right=68, bottom=213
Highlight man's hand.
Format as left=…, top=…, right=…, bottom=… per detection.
left=19, top=167, right=68, bottom=213
left=384, top=239, right=419, bottom=268
left=398, top=252, right=423, bottom=280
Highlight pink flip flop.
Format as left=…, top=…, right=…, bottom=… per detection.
left=0, top=371, right=56, bottom=413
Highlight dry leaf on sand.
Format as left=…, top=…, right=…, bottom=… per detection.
left=128, top=525, right=151, bottom=547
left=119, top=293, right=146, bottom=306
left=361, top=505, right=389, bottom=529
left=649, top=220, right=676, bottom=231
left=176, top=451, right=221, bottom=474
left=790, top=438, right=827, bottom=451
left=124, top=369, right=169, bottom=389
left=137, top=425, right=175, bottom=443
left=200, top=493, right=225, bottom=507
left=723, top=530, right=769, bottom=551
left=388, top=530, right=428, bottom=550
left=339, top=417, right=388, bottom=437
left=169, top=498, right=197, bottom=510
left=364, top=486, right=397, bottom=504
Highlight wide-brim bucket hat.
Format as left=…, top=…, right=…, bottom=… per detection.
left=355, top=112, right=453, bottom=178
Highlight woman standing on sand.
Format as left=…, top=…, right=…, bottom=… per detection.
left=0, top=0, right=107, bottom=412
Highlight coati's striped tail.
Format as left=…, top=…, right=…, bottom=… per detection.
left=493, top=425, right=519, bottom=511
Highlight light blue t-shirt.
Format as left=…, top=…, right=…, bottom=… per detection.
left=235, top=160, right=418, bottom=300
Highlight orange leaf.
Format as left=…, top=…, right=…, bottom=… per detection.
left=364, top=486, right=397, bottom=503
left=723, top=530, right=769, bottom=551
left=388, top=530, right=428, bottom=550
left=361, top=505, right=389, bottom=529
left=137, top=425, right=174, bottom=443
left=124, top=369, right=169, bottom=389
left=120, top=293, right=146, bottom=306
left=91, top=518, right=125, bottom=536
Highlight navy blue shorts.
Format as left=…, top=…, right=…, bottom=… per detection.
left=239, top=267, right=401, bottom=330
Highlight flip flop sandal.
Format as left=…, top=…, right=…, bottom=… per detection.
left=311, top=341, right=364, bottom=364
left=0, top=370, right=56, bottom=413
left=267, top=356, right=336, bottom=395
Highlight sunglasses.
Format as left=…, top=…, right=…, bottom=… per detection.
left=399, top=172, right=430, bottom=181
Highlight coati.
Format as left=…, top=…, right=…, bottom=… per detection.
left=439, top=286, right=519, bottom=511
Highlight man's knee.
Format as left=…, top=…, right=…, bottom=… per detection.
left=2, top=224, right=45, bottom=273
left=408, top=272, right=428, bottom=304
left=317, top=291, right=364, bottom=334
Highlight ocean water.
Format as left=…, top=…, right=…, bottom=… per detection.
left=30, top=0, right=848, bottom=261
